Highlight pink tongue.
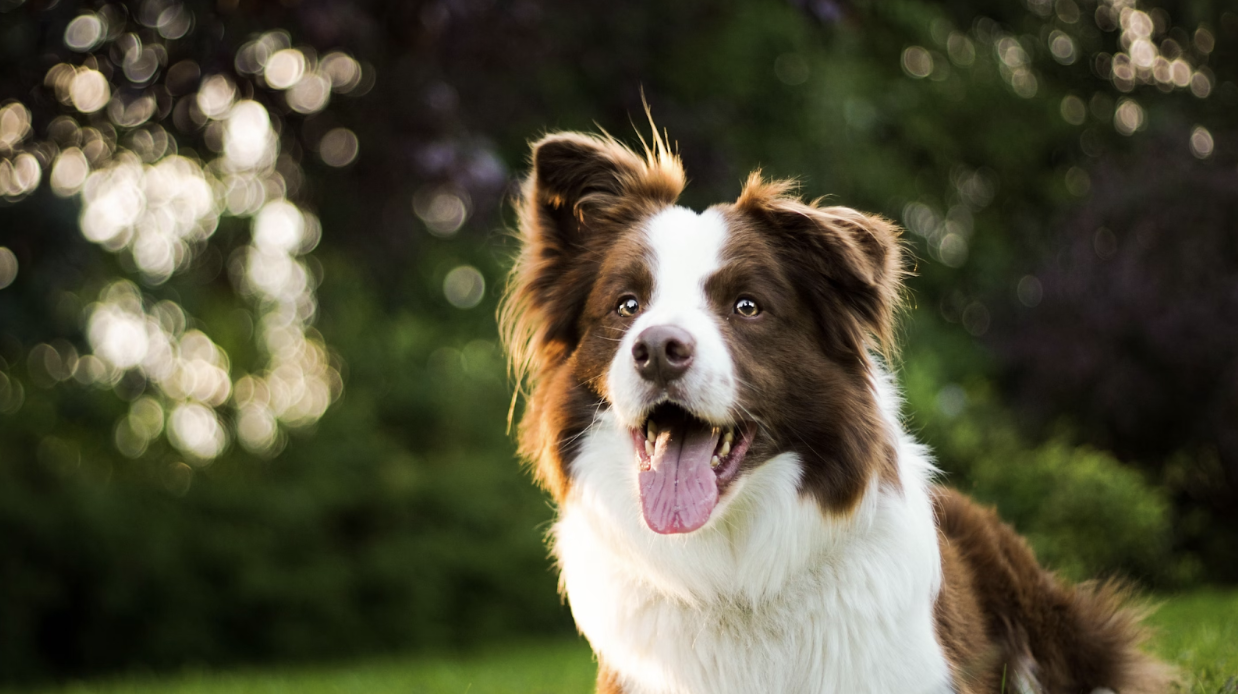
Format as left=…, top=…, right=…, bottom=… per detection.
left=639, top=423, right=720, bottom=534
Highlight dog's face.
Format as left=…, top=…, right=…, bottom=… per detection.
left=503, top=132, right=904, bottom=534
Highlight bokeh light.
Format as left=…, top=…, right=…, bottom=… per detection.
left=414, top=186, right=470, bottom=237
left=0, top=103, right=39, bottom=201
left=287, top=72, right=331, bottom=114
left=1017, top=276, right=1044, bottom=307
left=1049, top=30, right=1076, bottom=64
left=319, top=128, right=359, bottom=167
left=444, top=265, right=485, bottom=309
left=1060, top=95, right=1086, bottom=125
left=64, top=14, right=105, bottom=52
left=0, top=247, right=17, bottom=289
left=168, top=402, right=227, bottom=460
left=224, top=100, right=276, bottom=171
left=1064, top=167, right=1091, bottom=196
left=903, top=188, right=989, bottom=269
left=0, top=102, right=32, bottom=151
left=51, top=147, right=90, bottom=196
left=320, top=52, right=363, bottom=93
left=253, top=200, right=307, bottom=254
left=0, top=370, right=24, bottom=414
left=263, top=48, right=306, bottom=90
left=0, top=11, right=366, bottom=466
left=156, top=5, right=192, bottom=40
left=1189, top=126, right=1214, bottom=159
left=946, top=32, right=975, bottom=66
left=995, top=35, right=1037, bottom=98
left=938, top=234, right=968, bottom=268
left=118, top=34, right=160, bottom=84
left=0, top=153, right=41, bottom=201
left=197, top=75, right=236, bottom=119
left=1114, top=98, right=1145, bottom=135
left=1098, top=2, right=1214, bottom=101
left=902, top=46, right=932, bottom=78
left=80, top=152, right=217, bottom=281
left=70, top=69, right=111, bottom=113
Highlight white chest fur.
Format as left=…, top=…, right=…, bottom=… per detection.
left=553, top=412, right=953, bottom=694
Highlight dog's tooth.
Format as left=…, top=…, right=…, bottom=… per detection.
left=723, top=430, right=734, bottom=445
left=720, top=441, right=731, bottom=458
left=647, top=421, right=657, bottom=439
left=710, top=455, right=720, bottom=469
left=645, top=440, right=654, bottom=457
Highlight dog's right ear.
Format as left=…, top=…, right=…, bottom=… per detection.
left=527, top=132, right=682, bottom=262
left=503, top=132, right=684, bottom=376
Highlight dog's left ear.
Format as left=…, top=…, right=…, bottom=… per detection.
left=736, top=174, right=904, bottom=358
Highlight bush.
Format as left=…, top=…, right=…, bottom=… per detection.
left=0, top=252, right=573, bottom=685
left=969, top=439, right=1173, bottom=584
left=901, top=343, right=1177, bottom=586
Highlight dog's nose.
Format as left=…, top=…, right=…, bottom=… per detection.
left=632, top=325, right=695, bottom=385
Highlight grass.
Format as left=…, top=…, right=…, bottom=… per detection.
left=1149, top=589, right=1238, bottom=694
left=8, top=641, right=598, bottom=694
left=7, top=590, right=1236, bottom=694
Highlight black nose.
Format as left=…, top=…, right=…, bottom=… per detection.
left=632, top=325, right=695, bottom=385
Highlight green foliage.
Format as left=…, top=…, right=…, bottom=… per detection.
left=0, top=247, right=572, bottom=683
left=901, top=321, right=1175, bottom=585
left=971, top=436, right=1173, bottom=584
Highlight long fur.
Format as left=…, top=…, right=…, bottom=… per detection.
left=500, top=128, right=1174, bottom=694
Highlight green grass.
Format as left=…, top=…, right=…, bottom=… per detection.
left=1149, top=589, right=1238, bottom=694
left=9, top=641, right=598, bottom=694
left=8, top=590, right=1236, bottom=694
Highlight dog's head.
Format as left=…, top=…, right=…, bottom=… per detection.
left=502, top=131, right=905, bottom=534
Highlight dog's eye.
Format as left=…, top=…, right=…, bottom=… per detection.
left=734, top=297, right=760, bottom=317
left=616, top=296, right=641, bottom=318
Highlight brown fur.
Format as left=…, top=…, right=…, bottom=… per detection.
left=596, top=661, right=626, bottom=694
left=933, top=487, right=1176, bottom=693
left=711, top=200, right=902, bottom=512
left=499, top=131, right=683, bottom=501
left=500, top=129, right=1174, bottom=693
left=733, top=173, right=905, bottom=358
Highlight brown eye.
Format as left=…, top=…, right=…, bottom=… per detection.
left=617, top=296, right=640, bottom=317
left=735, top=297, right=760, bottom=317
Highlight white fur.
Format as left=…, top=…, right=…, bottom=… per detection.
left=556, top=395, right=951, bottom=694
left=606, top=206, right=736, bottom=426
left=556, top=208, right=955, bottom=693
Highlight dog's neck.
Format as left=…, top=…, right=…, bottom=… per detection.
left=552, top=383, right=954, bottom=694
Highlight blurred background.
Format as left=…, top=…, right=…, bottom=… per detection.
left=0, top=0, right=1234, bottom=685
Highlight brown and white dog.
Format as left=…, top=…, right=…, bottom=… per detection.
left=500, top=130, right=1172, bottom=694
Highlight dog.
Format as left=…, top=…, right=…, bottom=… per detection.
left=499, top=129, right=1172, bottom=694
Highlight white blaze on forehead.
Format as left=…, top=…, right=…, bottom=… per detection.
left=605, top=205, right=737, bottom=425
left=645, top=206, right=727, bottom=308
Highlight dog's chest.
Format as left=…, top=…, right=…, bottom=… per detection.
left=573, top=568, right=949, bottom=694
left=557, top=452, right=950, bottom=692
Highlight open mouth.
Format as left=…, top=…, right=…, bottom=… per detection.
left=630, top=403, right=755, bottom=535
